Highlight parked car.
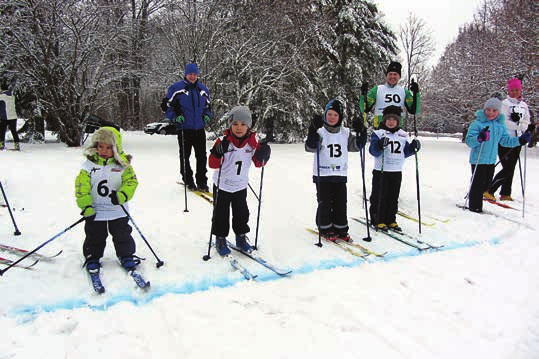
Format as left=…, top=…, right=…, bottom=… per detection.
left=144, top=120, right=177, bottom=135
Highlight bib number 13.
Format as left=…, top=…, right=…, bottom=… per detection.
left=327, top=144, right=342, bottom=157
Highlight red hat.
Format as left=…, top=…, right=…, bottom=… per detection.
left=507, top=78, right=522, bottom=92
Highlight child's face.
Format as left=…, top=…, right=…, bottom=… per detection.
left=484, top=108, right=499, bottom=120
left=385, top=117, right=398, bottom=129
left=325, top=109, right=339, bottom=126
left=231, top=121, right=248, bottom=137
left=97, top=142, right=114, bottom=159
left=508, top=88, right=522, bottom=99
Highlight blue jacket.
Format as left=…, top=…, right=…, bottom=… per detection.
left=165, top=79, right=211, bottom=130
left=465, top=110, right=520, bottom=164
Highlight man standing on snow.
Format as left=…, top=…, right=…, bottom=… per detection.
left=0, top=84, right=21, bottom=151
left=161, top=63, right=212, bottom=192
left=359, top=61, right=420, bottom=129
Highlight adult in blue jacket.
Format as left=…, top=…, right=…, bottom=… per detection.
left=162, top=63, right=212, bottom=192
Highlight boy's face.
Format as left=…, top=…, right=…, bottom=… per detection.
left=97, top=142, right=114, bottom=159
left=385, top=117, right=398, bottom=129
left=325, top=109, right=340, bottom=126
left=484, top=108, right=499, bottom=120
left=386, top=72, right=400, bottom=86
left=231, top=121, right=248, bottom=137
left=508, top=88, right=522, bottom=99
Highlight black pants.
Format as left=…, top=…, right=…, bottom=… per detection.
left=369, top=170, right=402, bottom=226
left=0, top=119, right=20, bottom=143
left=469, top=164, right=495, bottom=212
left=212, top=187, right=250, bottom=237
left=177, top=129, right=207, bottom=187
left=315, top=181, right=348, bottom=234
left=83, top=217, right=136, bottom=260
left=488, top=145, right=521, bottom=197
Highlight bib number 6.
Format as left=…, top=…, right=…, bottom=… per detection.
left=97, top=180, right=110, bottom=197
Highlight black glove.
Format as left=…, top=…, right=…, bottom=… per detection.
left=510, top=110, right=521, bottom=123
left=109, top=190, right=126, bottom=205
left=356, top=128, right=367, bottom=148
left=377, top=136, right=389, bottom=150
left=256, top=141, right=271, bottom=162
left=519, top=131, right=532, bottom=145
left=311, top=114, right=324, bottom=130
left=211, top=137, right=229, bottom=158
left=352, top=117, right=366, bottom=134
left=80, top=206, right=96, bottom=222
left=410, top=139, right=421, bottom=152
left=526, top=124, right=536, bottom=133
left=360, top=82, right=369, bottom=97
left=409, top=79, right=419, bottom=94
left=172, top=101, right=183, bottom=116
left=160, top=97, right=169, bottom=112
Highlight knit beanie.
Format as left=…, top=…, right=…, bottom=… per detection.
left=507, top=78, right=522, bottom=92
left=228, top=106, right=252, bottom=128
left=386, top=61, right=402, bottom=76
left=185, top=63, right=199, bottom=76
left=382, top=105, right=402, bottom=121
left=483, top=97, right=502, bottom=112
left=324, top=99, right=344, bottom=127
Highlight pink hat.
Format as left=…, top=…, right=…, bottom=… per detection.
left=507, top=78, right=522, bottom=91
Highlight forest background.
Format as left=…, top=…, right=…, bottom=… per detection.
left=0, top=0, right=536, bottom=146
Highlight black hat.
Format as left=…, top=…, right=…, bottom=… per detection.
left=382, top=105, right=402, bottom=121
left=386, top=61, right=402, bottom=76
left=324, top=99, right=344, bottom=127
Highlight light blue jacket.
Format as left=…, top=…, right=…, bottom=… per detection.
left=465, top=110, right=520, bottom=164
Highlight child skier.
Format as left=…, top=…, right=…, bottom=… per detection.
left=75, top=126, right=140, bottom=273
left=369, top=105, right=420, bottom=232
left=305, top=98, right=367, bottom=241
left=208, top=106, right=271, bottom=256
left=465, top=97, right=531, bottom=213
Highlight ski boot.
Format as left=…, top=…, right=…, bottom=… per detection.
left=84, top=258, right=101, bottom=273
left=216, top=236, right=231, bottom=256
left=13, top=142, right=20, bottom=151
left=235, top=234, right=253, bottom=252
left=119, top=256, right=138, bottom=271
left=0, top=141, right=4, bottom=150
left=335, top=231, right=351, bottom=242
left=483, top=192, right=496, bottom=201
left=388, top=223, right=403, bottom=233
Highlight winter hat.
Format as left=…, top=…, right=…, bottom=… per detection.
left=483, top=97, right=502, bottom=112
left=185, top=63, right=199, bottom=76
left=507, top=78, right=522, bottom=92
left=386, top=61, right=402, bottom=76
left=382, top=105, right=402, bottom=121
left=228, top=106, right=252, bottom=128
left=324, top=98, right=344, bottom=127
left=84, top=127, right=131, bottom=166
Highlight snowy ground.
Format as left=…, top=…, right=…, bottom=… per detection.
left=0, top=131, right=538, bottom=359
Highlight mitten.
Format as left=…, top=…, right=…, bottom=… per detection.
left=526, top=124, right=536, bottom=133
left=160, top=97, right=169, bottom=112
left=256, top=141, right=271, bottom=162
left=172, top=102, right=182, bottom=116
left=109, top=190, right=126, bottom=205
left=175, top=115, right=185, bottom=123
left=477, top=126, right=490, bottom=143
left=352, top=117, right=366, bottom=134
left=203, top=115, right=211, bottom=125
left=377, top=136, right=389, bottom=150
left=409, top=79, right=419, bottom=94
left=210, top=138, right=229, bottom=158
left=510, top=110, right=521, bottom=123
left=519, top=131, right=532, bottom=145
left=410, top=139, right=421, bottom=152
left=360, top=82, right=369, bottom=97
left=80, top=206, right=96, bottom=221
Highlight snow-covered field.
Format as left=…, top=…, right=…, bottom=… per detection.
left=0, top=131, right=538, bottom=359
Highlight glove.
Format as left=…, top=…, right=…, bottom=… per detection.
left=377, top=136, right=389, bottom=150
left=410, top=139, right=421, bottom=152
left=80, top=206, right=96, bottom=222
left=409, top=79, right=419, bottom=94
left=109, top=190, right=126, bottom=205
left=352, top=117, right=366, bottom=134
left=477, top=126, right=490, bottom=143
left=510, top=110, right=521, bottom=123
left=160, top=97, right=169, bottom=112
left=356, top=128, right=367, bottom=148
left=256, top=141, right=271, bottom=162
left=175, top=115, right=185, bottom=124
left=360, top=82, right=369, bottom=97
left=526, top=124, right=536, bottom=133
left=210, top=137, right=229, bottom=158
left=519, top=131, right=532, bottom=145
left=203, top=115, right=211, bottom=125
left=311, top=114, right=324, bottom=130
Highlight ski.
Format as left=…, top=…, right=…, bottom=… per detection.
left=351, top=218, right=434, bottom=251
left=338, top=239, right=387, bottom=257
left=128, top=269, right=151, bottom=290
left=226, top=255, right=257, bottom=280
left=305, top=228, right=369, bottom=258
left=0, top=243, right=63, bottom=262
left=456, top=204, right=532, bottom=228
left=397, top=210, right=436, bottom=227
left=0, top=256, right=39, bottom=270
left=227, top=241, right=292, bottom=276
left=88, top=270, right=105, bottom=294
left=178, top=181, right=213, bottom=204
left=483, top=199, right=517, bottom=210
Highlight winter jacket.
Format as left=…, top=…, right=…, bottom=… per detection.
left=362, top=84, right=420, bottom=128
left=369, top=128, right=415, bottom=172
left=165, top=79, right=211, bottom=130
left=208, top=129, right=267, bottom=169
left=465, top=110, right=521, bottom=165
left=0, top=91, right=18, bottom=120
left=502, top=97, right=531, bottom=138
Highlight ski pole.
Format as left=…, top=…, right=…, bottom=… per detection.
left=253, top=163, right=265, bottom=250
left=517, top=147, right=526, bottom=218
left=203, top=157, right=224, bottom=261
left=374, top=144, right=385, bottom=234
left=315, top=139, right=323, bottom=248
left=120, top=205, right=164, bottom=268
left=0, top=181, right=21, bottom=235
left=180, top=129, right=189, bottom=213
left=465, top=131, right=487, bottom=208
left=412, top=113, right=422, bottom=234
left=358, top=144, right=372, bottom=242
left=0, top=217, right=84, bottom=276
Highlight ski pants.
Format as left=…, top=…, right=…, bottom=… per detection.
left=177, top=129, right=208, bottom=188
left=469, top=164, right=495, bottom=212
left=315, top=181, right=348, bottom=235
left=0, top=119, right=20, bottom=143
left=488, top=145, right=521, bottom=197
left=369, top=170, right=402, bottom=226
left=212, top=187, right=250, bottom=238
left=83, top=216, right=136, bottom=260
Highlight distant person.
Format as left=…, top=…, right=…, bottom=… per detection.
left=208, top=106, right=270, bottom=256
left=368, top=106, right=420, bottom=232
left=465, top=97, right=531, bottom=213
left=162, top=63, right=212, bottom=192
left=75, top=127, right=140, bottom=274
left=305, top=98, right=367, bottom=241
left=0, top=85, right=21, bottom=151
left=485, top=78, right=532, bottom=201
left=360, top=61, right=420, bottom=129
